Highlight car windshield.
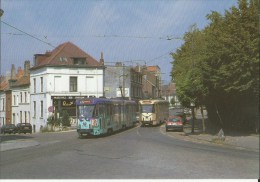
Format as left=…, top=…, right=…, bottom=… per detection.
left=141, top=105, right=155, bottom=113
left=78, top=105, right=95, bottom=118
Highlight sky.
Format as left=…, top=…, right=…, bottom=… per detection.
left=0, top=0, right=238, bottom=84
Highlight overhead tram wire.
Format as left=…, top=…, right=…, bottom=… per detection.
left=1, top=20, right=55, bottom=48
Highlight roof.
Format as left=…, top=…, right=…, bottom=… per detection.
left=0, top=70, right=25, bottom=91
left=161, top=83, right=176, bottom=96
left=11, top=75, right=30, bottom=88
left=146, top=66, right=160, bottom=72
left=32, top=42, right=102, bottom=70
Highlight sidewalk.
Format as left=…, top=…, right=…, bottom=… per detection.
left=165, top=117, right=259, bottom=152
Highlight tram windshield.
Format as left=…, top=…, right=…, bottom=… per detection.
left=78, top=105, right=95, bottom=118
left=141, top=104, right=155, bottom=113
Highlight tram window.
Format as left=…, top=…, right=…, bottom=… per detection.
left=78, top=105, right=95, bottom=118
left=141, top=104, right=155, bottom=113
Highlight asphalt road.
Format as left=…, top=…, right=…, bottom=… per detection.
left=0, top=125, right=259, bottom=179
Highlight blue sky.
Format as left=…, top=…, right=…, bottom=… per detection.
left=1, top=0, right=237, bottom=84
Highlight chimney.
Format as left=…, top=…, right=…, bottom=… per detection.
left=11, top=64, right=16, bottom=80
left=0, top=75, right=5, bottom=84
left=9, top=64, right=17, bottom=87
left=24, top=60, right=30, bottom=76
left=100, top=52, right=104, bottom=65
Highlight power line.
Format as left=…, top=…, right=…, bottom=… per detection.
left=149, top=49, right=175, bottom=63
left=1, top=20, right=55, bottom=48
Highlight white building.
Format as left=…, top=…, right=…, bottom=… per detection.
left=30, top=42, right=105, bottom=132
left=0, top=90, right=6, bottom=127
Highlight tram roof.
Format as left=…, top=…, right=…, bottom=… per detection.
left=76, top=97, right=136, bottom=105
left=138, top=99, right=169, bottom=104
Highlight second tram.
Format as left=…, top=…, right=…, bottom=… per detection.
left=139, top=99, right=169, bottom=126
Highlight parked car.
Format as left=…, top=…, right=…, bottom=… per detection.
left=17, top=123, right=32, bottom=134
left=165, top=116, right=184, bottom=132
left=1, top=124, right=18, bottom=134
left=169, top=108, right=187, bottom=124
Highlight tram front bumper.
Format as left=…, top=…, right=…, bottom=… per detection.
left=142, top=120, right=156, bottom=125
left=77, top=129, right=93, bottom=135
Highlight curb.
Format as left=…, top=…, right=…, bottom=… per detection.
left=0, top=139, right=40, bottom=152
left=160, top=125, right=259, bottom=152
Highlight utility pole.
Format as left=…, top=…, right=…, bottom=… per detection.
left=0, top=1, right=3, bottom=76
left=191, top=25, right=196, bottom=134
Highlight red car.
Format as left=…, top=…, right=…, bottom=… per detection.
left=165, top=116, right=184, bottom=132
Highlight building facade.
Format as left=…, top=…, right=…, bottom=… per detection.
left=30, top=42, right=105, bottom=132
left=104, top=63, right=142, bottom=101
left=10, top=61, right=31, bottom=126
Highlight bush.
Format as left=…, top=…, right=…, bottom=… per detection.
left=60, top=110, right=71, bottom=127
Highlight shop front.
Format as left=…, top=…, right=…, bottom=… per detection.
left=51, top=96, right=88, bottom=123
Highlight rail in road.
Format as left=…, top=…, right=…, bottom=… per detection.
left=0, top=124, right=259, bottom=179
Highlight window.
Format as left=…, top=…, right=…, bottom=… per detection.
left=73, top=58, right=86, bottom=65
left=2, top=98, right=5, bottom=111
left=20, top=111, right=22, bottom=123
left=40, top=77, right=43, bottom=92
left=13, top=113, right=16, bottom=124
left=40, top=101, right=43, bottom=118
left=33, top=101, right=36, bottom=117
left=13, top=95, right=16, bottom=105
left=33, top=78, right=36, bottom=93
left=25, top=92, right=27, bottom=103
left=20, top=92, right=23, bottom=103
left=70, top=77, right=77, bottom=92
left=25, top=111, right=27, bottom=123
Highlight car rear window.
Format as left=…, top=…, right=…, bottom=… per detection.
left=169, top=118, right=181, bottom=122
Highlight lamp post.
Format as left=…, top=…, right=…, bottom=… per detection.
left=119, top=74, right=128, bottom=98
left=0, top=8, right=3, bottom=77
left=190, top=102, right=195, bottom=133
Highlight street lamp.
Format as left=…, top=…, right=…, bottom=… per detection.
left=190, top=102, right=195, bottom=133
left=119, top=74, right=128, bottom=98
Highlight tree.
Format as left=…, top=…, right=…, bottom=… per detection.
left=171, top=0, right=259, bottom=132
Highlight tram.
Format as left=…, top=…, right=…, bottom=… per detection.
left=139, top=99, right=169, bottom=126
left=76, top=98, right=137, bottom=137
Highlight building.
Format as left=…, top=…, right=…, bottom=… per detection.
left=0, top=62, right=30, bottom=127
left=161, top=82, right=180, bottom=107
left=30, top=42, right=105, bottom=132
left=10, top=61, right=31, bottom=126
left=142, top=66, right=161, bottom=99
left=104, top=62, right=142, bottom=101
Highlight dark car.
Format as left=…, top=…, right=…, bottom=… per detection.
left=17, top=123, right=32, bottom=134
left=1, top=124, right=18, bottom=134
left=165, top=116, right=184, bottom=132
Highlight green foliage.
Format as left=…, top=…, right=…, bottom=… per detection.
left=171, top=0, right=259, bottom=132
left=60, top=110, right=71, bottom=127
left=47, top=114, right=60, bottom=127
left=170, top=97, right=175, bottom=106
